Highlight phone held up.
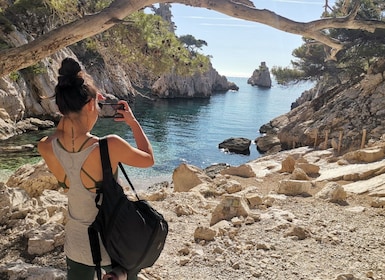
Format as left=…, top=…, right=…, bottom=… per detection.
left=98, top=103, right=124, bottom=118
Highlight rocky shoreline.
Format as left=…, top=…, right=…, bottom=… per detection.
left=1, top=138, right=385, bottom=279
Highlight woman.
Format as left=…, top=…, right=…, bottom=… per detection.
left=38, top=57, right=154, bottom=280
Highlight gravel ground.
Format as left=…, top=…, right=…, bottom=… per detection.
left=1, top=150, right=385, bottom=280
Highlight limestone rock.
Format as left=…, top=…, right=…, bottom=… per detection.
left=371, top=197, right=385, bottom=208
left=210, top=194, right=250, bottom=226
left=218, top=137, right=251, bottom=155
left=315, top=182, right=347, bottom=203
left=245, top=193, right=263, bottom=209
left=290, top=167, right=310, bottom=180
left=284, top=225, right=311, bottom=240
left=277, top=180, right=313, bottom=197
left=255, top=134, right=281, bottom=154
left=220, top=164, right=256, bottom=178
left=152, top=64, right=238, bottom=98
left=173, top=163, right=212, bottom=192
left=223, top=180, right=242, bottom=194
left=247, top=62, right=272, bottom=88
left=194, top=226, right=216, bottom=241
left=7, top=160, right=59, bottom=197
left=343, top=147, right=385, bottom=163
left=295, top=162, right=320, bottom=176
left=280, top=155, right=296, bottom=173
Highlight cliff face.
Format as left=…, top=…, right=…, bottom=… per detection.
left=0, top=29, right=237, bottom=140
left=256, top=59, right=385, bottom=154
left=152, top=65, right=238, bottom=98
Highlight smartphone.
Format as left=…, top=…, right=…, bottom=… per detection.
left=98, top=103, right=124, bottom=118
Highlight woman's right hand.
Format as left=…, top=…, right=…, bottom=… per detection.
left=114, top=100, right=137, bottom=126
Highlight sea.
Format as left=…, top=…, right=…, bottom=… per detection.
left=0, top=77, right=314, bottom=188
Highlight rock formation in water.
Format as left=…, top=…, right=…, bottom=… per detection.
left=247, top=62, right=272, bottom=88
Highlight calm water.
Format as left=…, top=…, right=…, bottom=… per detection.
left=0, top=77, right=313, bottom=187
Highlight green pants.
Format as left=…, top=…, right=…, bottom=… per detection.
left=66, top=257, right=137, bottom=280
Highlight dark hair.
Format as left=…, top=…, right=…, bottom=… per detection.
left=55, top=57, right=98, bottom=115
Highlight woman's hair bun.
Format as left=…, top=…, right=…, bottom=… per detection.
left=57, top=57, right=84, bottom=87
left=58, top=57, right=81, bottom=77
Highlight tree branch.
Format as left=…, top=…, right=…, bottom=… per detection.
left=1, top=0, right=385, bottom=77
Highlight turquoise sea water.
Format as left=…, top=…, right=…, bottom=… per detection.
left=93, top=77, right=313, bottom=188
left=0, top=77, right=313, bottom=187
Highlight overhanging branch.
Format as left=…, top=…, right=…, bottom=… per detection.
left=1, top=0, right=385, bottom=77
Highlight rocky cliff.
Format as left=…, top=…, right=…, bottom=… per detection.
left=152, top=64, right=238, bottom=98
left=256, top=58, right=385, bottom=155
left=0, top=29, right=237, bottom=140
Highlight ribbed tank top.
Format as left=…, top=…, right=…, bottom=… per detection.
left=52, top=138, right=111, bottom=266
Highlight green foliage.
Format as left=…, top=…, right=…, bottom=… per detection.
left=0, top=14, right=14, bottom=33
left=271, top=66, right=305, bottom=85
left=27, top=63, right=47, bottom=75
left=10, top=0, right=48, bottom=16
left=178, top=34, right=207, bottom=53
left=0, top=38, right=10, bottom=50
left=9, top=71, right=20, bottom=82
left=96, top=11, right=209, bottom=79
left=47, top=0, right=78, bottom=19
left=281, top=0, right=385, bottom=83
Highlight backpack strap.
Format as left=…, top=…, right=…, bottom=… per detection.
left=88, top=137, right=112, bottom=280
left=118, top=162, right=140, bottom=201
left=99, top=137, right=114, bottom=184
left=88, top=226, right=102, bottom=280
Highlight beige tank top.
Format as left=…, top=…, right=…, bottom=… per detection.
left=52, top=138, right=111, bottom=266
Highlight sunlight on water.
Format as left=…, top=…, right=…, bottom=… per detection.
left=1, top=78, right=313, bottom=189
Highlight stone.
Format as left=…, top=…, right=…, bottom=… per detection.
left=194, top=226, right=216, bottom=241
left=284, top=225, right=311, bottom=240
left=210, top=194, right=250, bottom=226
left=371, top=197, right=385, bottom=208
left=245, top=193, right=263, bottom=208
left=172, top=163, right=212, bottom=192
left=220, top=164, right=256, bottom=178
left=224, top=180, right=242, bottom=194
left=295, top=162, right=320, bottom=175
left=277, top=180, right=313, bottom=196
left=218, top=137, right=251, bottom=155
left=343, top=148, right=385, bottom=163
left=290, top=167, right=310, bottom=180
left=315, top=182, right=347, bottom=203
left=6, top=160, right=59, bottom=197
left=280, top=155, right=296, bottom=173
left=255, top=134, right=281, bottom=154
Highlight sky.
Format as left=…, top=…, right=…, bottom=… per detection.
left=170, top=0, right=336, bottom=77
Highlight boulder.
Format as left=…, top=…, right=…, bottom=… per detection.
left=7, top=160, right=59, bottom=197
left=315, top=182, right=347, bottom=203
left=210, top=194, right=250, bottom=226
left=277, top=180, right=313, bottom=197
left=255, top=134, right=281, bottom=154
left=218, top=137, right=251, bottom=155
left=172, top=163, right=212, bottom=192
left=220, top=164, right=256, bottom=178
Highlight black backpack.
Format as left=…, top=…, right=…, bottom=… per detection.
left=88, top=137, right=168, bottom=279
